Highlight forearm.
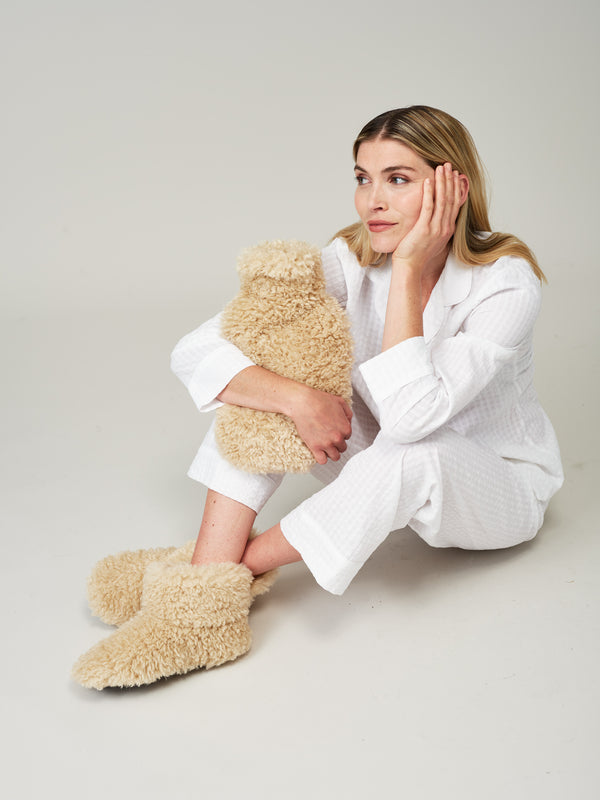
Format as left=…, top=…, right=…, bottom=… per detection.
left=218, top=365, right=353, bottom=465
left=381, top=262, right=424, bottom=351
left=381, top=163, right=464, bottom=352
left=217, top=365, right=306, bottom=417
left=171, top=314, right=255, bottom=412
left=242, top=524, right=302, bottom=574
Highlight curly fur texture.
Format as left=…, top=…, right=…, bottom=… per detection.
left=86, top=537, right=277, bottom=626
left=215, top=240, right=353, bottom=473
left=72, top=562, right=254, bottom=689
left=86, top=543, right=185, bottom=626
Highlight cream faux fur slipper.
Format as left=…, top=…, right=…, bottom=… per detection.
left=86, top=541, right=193, bottom=626
left=72, top=561, right=254, bottom=689
left=87, top=538, right=277, bottom=626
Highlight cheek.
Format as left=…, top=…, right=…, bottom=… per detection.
left=395, top=189, right=423, bottom=223
left=354, top=190, right=365, bottom=220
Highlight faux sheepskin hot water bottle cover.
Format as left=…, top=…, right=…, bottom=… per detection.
left=215, top=240, right=353, bottom=473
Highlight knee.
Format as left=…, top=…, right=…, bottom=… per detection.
left=398, top=428, right=463, bottom=472
left=336, top=431, right=432, bottom=480
left=327, top=429, right=455, bottom=487
left=370, top=429, right=450, bottom=466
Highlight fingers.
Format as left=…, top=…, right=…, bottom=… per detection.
left=324, top=440, right=347, bottom=462
left=419, top=176, right=435, bottom=223
left=431, top=162, right=462, bottom=237
left=313, top=449, right=328, bottom=465
left=295, top=391, right=352, bottom=465
left=453, top=165, right=463, bottom=208
left=419, top=164, right=457, bottom=230
left=313, top=435, right=347, bottom=464
left=316, top=409, right=352, bottom=463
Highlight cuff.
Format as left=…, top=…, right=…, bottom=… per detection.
left=188, top=347, right=255, bottom=412
left=358, top=336, right=434, bottom=404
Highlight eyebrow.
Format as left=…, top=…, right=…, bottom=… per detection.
left=354, top=164, right=418, bottom=174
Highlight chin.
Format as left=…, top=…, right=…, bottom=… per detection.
left=368, top=235, right=399, bottom=255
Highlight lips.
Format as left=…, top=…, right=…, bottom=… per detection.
left=368, top=221, right=396, bottom=232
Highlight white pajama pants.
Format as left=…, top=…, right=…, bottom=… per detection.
left=189, top=421, right=545, bottom=595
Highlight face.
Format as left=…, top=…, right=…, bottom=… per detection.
left=354, top=138, right=436, bottom=253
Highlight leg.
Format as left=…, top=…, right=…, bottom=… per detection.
left=238, top=393, right=380, bottom=574
left=85, top=492, right=281, bottom=628
left=191, top=489, right=257, bottom=565
left=85, top=422, right=285, bottom=625
left=189, top=421, right=290, bottom=565
left=74, top=427, right=293, bottom=688
left=189, top=409, right=384, bottom=571
left=236, top=401, right=380, bottom=576
left=193, top=491, right=302, bottom=574
left=277, top=428, right=544, bottom=595
left=242, top=523, right=302, bottom=574
left=75, top=484, right=276, bottom=688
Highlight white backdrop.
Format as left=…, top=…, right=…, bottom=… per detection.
left=3, top=0, right=598, bottom=315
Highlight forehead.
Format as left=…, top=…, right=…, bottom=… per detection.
left=355, top=138, right=431, bottom=172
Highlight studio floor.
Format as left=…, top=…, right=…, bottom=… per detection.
left=2, top=308, right=598, bottom=799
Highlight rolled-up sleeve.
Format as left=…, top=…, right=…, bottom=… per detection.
left=358, top=283, right=541, bottom=443
left=321, top=239, right=348, bottom=308
left=170, top=313, right=255, bottom=413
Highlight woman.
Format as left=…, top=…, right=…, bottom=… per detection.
left=72, top=105, right=563, bottom=689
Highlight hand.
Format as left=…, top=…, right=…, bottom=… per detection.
left=289, top=385, right=353, bottom=465
left=392, top=162, right=468, bottom=273
left=219, top=366, right=353, bottom=464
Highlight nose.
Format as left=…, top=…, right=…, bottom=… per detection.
left=368, top=180, right=387, bottom=212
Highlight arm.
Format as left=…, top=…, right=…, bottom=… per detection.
left=171, top=241, right=352, bottom=462
left=218, top=366, right=353, bottom=465
left=382, top=163, right=467, bottom=350
left=170, top=313, right=256, bottom=413
left=171, top=241, right=349, bottom=411
left=364, top=161, right=540, bottom=442
left=360, top=277, right=541, bottom=442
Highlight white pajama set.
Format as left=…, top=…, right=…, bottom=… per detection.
left=170, top=238, right=564, bottom=595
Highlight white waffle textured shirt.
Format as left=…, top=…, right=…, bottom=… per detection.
left=171, top=238, right=563, bottom=593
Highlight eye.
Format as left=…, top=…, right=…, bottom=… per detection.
left=390, top=175, right=408, bottom=185
left=354, top=174, right=369, bottom=186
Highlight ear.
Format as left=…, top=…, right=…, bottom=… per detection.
left=458, top=174, right=469, bottom=207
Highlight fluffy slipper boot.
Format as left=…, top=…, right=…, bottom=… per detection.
left=87, top=536, right=277, bottom=626
left=72, top=561, right=254, bottom=689
left=86, top=542, right=193, bottom=625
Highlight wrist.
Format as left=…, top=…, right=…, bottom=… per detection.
left=391, top=256, right=424, bottom=276
left=278, top=379, right=311, bottom=420
left=390, top=262, right=424, bottom=299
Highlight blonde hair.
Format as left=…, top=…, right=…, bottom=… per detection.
left=334, top=105, right=545, bottom=282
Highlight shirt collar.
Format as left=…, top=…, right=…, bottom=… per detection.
left=438, top=251, right=473, bottom=307
left=423, top=252, right=472, bottom=342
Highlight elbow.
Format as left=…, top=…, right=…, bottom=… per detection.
left=169, top=347, right=194, bottom=386
left=376, top=397, right=450, bottom=444
left=169, top=348, right=184, bottom=380
left=170, top=336, right=188, bottom=375
left=378, top=418, right=430, bottom=444
left=376, top=405, right=432, bottom=443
